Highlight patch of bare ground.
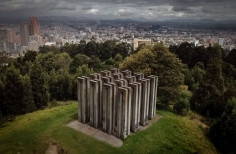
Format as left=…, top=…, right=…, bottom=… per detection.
left=66, top=114, right=162, bottom=147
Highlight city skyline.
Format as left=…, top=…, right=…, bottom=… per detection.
left=0, top=0, right=236, bottom=21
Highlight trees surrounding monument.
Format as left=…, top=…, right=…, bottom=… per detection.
left=1, top=41, right=236, bottom=153
left=30, top=60, right=50, bottom=109
left=3, top=65, right=24, bottom=115
left=190, top=44, right=224, bottom=117
left=209, top=98, right=236, bottom=153
left=120, top=43, right=184, bottom=105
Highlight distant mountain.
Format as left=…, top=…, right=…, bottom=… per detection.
left=37, top=16, right=89, bottom=21
left=200, top=19, right=216, bottom=23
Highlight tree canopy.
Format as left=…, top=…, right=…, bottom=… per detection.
left=120, top=43, right=184, bottom=104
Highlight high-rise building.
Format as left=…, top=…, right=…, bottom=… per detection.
left=20, top=23, right=30, bottom=46
left=218, top=38, right=224, bottom=47
left=29, top=17, right=40, bottom=36
left=14, top=35, right=21, bottom=44
left=0, top=30, right=7, bottom=44
left=55, top=26, right=61, bottom=35
left=7, top=29, right=16, bottom=43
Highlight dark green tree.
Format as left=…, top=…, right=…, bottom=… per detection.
left=120, top=43, right=184, bottom=105
left=84, top=41, right=99, bottom=57
left=0, top=80, right=4, bottom=118
left=184, top=66, right=205, bottom=93
left=113, top=54, right=123, bottom=68
left=56, top=71, right=73, bottom=100
left=3, top=65, right=23, bottom=115
left=209, top=97, right=236, bottom=153
left=30, top=61, right=50, bottom=109
left=23, top=50, right=37, bottom=63
left=169, top=45, right=178, bottom=54
left=59, top=43, right=77, bottom=57
left=75, top=64, right=94, bottom=77
left=37, top=52, right=55, bottom=73
left=190, top=44, right=224, bottom=116
left=53, top=52, right=72, bottom=72
left=222, top=62, right=236, bottom=87
left=225, top=49, right=236, bottom=67
left=88, top=55, right=103, bottom=72
left=190, top=46, right=209, bottom=68
left=175, top=42, right=194, bottom=66
left=48, top=69, right=58, bottom=100
left=99, top=40, right=116, bottom=60
left=22, top=75, right=36, bottom=113
left=69, top=54, right=90, bottom=74
left=39, top=45, right=60, bottom=54
left=113, top=42, right=132, bottom=59
left=74, top=40, right=87, bottom=57
left=213, top=88, right=236, bottom=117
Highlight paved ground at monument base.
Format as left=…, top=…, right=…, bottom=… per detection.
left=66, top=115, right=162, bottom=147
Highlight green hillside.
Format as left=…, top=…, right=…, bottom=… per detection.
left=0, top=102, right=217, bottom=154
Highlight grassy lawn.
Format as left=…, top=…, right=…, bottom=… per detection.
left=0, top=102, right=217, bottom=154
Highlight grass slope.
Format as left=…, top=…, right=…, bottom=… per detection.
left=0, top=102, right=217, bottom=154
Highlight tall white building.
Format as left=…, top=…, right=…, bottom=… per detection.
left=218, top=38, right=224, bottom=47
left=28, top=40, right=40, bottom=51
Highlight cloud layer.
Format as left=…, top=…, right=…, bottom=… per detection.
left=0, top=0, right=235, bottom=20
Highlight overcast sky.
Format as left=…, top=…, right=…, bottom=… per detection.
left=0, top=0, right=235, bottom=20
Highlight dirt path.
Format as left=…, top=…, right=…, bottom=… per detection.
left=45, top=144, right=58, bottom=154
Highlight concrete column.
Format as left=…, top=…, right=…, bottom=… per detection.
left=117, top=87, right=126, bottom=139
left=136, top=82, right=142, bottom=126
left=94, top=79, right=103, bottom=127
left=117, top=79, right=128, bottom=87
left=113, top=73, right=123, bottom=80
left=113, top=79, right=124, bottom=136
left=134, top=73, right=144, bottom=81
left=111, top=68, right=119, bottom=74
left=147, top=75, right=158, bottom=119
left=116, top=87, right=132, bottom=139
left=139, top=79, right=150, bottom=126
left=123, top=86, right=132, bottom=136
left=102, top=77, right=111, bottom=83
left=82, top=76, right=90, bottom=122
left=90, top=80, right=99, bottom=128
left=108, top=83, right=117, bottom=134
left=95, top=73, right=102, bottom=80
left=102, top=76, right=114, bottom=83
left=101, top=70, right=112, bottom=77
left=146, top=79, right=150, bottom=122
left=77, top=77, right=84, bottom=123
left=102, top=84, right=113, bottom=134
left=122, top=70, right=131, bottom=77
left=129, top=83, right=140, bottom=132
left=101, top=70, right=109, bottom=77
left=154, top=76, right=158, bottom=117
left=125, top=76, right=136, bottom=84
left=78, top=77, right=90, bottom=123
left=90, top=74, right=97, bottom=80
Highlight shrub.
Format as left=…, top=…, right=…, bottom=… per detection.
left=173, top=98, right=190, bottom=115
left=173, top=90, right=191, bottom=115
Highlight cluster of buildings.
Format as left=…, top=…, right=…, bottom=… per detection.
left=1, top=18, right=236, bottom=58
left=0, top=17, right=42, bottom=56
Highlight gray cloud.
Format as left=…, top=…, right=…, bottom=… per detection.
left=172, top=6, right=191, bottom=12
left=0, top=0, right=235, bottom=20
left=80, top=6, right=93, bottom=10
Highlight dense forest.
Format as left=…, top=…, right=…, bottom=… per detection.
left=0, top=40, right=236, bottom=153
